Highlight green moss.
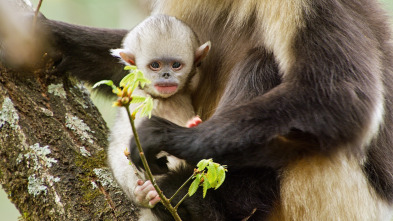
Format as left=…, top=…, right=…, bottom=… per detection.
left=75, top=150, right=106, bottom=170
left=74, top=150, right=107, bottom=202
left=81, top=184, right=101, bottom=202
left=18, top=211, right=30, bottom=221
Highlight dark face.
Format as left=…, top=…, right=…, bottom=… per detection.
left=148, top=60, right=184, bottom=95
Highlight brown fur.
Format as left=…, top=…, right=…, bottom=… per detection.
left=144, top=0, right=393, bottom=219
left=32, top=0, right=393, bottom=220
left=270, top=151, right=391, bottom=220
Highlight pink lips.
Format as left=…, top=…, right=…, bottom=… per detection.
left=154, top=83, right=178, bottom=94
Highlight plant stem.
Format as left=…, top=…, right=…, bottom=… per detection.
left=129, top=161, right=143, bottom=180
left=175, top=193, right=189, bottom=210
left=125, top=106, right=182, bottom=221
left=170, top=174, right=194, bottom=202
left=32, top=0, right=43, bottom=29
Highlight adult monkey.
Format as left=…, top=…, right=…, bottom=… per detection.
left=29, top=0, right=393, bottom=220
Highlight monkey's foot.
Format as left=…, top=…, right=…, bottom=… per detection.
left=134, top=180, right=161, bottom=208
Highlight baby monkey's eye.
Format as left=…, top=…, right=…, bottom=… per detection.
left=172, top=62, right=182, bottom=70
left=150, top=62, right=161, bottom=70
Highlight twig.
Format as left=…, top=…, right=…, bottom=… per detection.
left=128, top=154, right=143, bottom=180
left=170, top=174, right=194, bottom=202
left=125, top=106, right=182, bottom=221
left=174, top=193, right=189, bottom=210
left=32, top=0, right=43, bottom=29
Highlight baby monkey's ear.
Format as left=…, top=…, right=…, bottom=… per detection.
left=110, top=48, right=136, bottom=65
left=194, top=41, right=211, bottom=66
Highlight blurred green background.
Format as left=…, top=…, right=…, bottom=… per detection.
left=1, top=0, right=393, bottom=220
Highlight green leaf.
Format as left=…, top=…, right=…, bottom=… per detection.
left=188, top=177, right=200, bottom=197
left=131, top=104, right=143, bottom=118
left=130, top=96, right=147, bottom=104
left=138, top=78, right=151, bottom=89
left=124, top=65, right=137, bottom=71
left=202, top=174, right=210, bottom=198
left=140, top=97, right=154, bottom=118
left=121, top=67, right=152, bottom=90
left=207, top=163, right=217, bottom=186
left=197, top=159, right=211, bottom=171
left=215, top=166, right=226, bottom=189
left=136, top=71, right=151, bottom=88
left=190, top=160, right=227, bottom=199
left=129, top=81, right=139, bottom=94
left=93, top=80, right=114, bottom=89
left=133, top=100, right=146, bottom=112
left=120, top=72, right=137, bottom=88
left=112, top=87, right=121, bottom=95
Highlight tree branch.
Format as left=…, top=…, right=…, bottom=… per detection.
left=0, top=61, right=139, bottom=220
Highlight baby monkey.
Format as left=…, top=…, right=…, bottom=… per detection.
left=108, top=14, right=210, bottom=219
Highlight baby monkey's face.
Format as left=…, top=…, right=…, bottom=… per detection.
left=136, top=54, right=193, bottom=99
left=112, top=34, right=210, bottom=99
left=111, top=15, right=211, bottom=99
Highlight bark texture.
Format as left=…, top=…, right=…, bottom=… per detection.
left=0, top=62, right=138, bottom=220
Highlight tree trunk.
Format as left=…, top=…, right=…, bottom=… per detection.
left=0, top=1, right=139, bottom=220
left=0, top=62, right=139, bottom=221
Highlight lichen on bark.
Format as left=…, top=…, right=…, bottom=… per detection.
left=0, top=63, right=139, bottom=220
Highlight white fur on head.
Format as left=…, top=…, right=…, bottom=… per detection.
left=110, top=14, right=202, bottom=69
left=110, top=48, right=123, bottom=58
left=122, top=15, right=199, bottom=56
left=112, top=15, right=202, bottom=98
left=117, top=14, right=200, bottom=68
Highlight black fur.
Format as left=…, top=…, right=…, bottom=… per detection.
left=37, top=16, right=129, bottom=91
left=129, top=49, right=282, bottom=220
left=29, top=0, right=393, bottom=220
left=151, top=165, right=279, bottom=221
left=129, top=0, right=393, bottom=218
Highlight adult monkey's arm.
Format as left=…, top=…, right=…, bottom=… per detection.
left=40, top=17, right=129, bottom=85
left=1, top=11, right=129, bottom=87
